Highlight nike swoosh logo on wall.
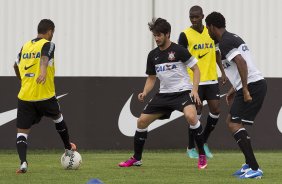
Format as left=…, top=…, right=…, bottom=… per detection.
left=118, top=93, right=226, bottom=137
left=24, top=64, right=36, bottom=70
left=0, top=93, right=68, bottom=127
left=277, top=107, right=282, bottom=133
left=198, top=52, right=209, bottom=59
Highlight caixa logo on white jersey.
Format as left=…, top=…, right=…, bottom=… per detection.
left=155, top=64, right=177, bottom=73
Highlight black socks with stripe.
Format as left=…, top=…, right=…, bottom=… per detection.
left=55, top=120, right=71, bottom=150
left=133, top=130, right=147, bottom=161
left=234, top=128, right=259, bottom=170
left=16, top=135, right=27, bottom=164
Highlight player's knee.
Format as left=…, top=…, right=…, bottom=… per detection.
left=17, top=128, right=30, bottom=134
left=185, top=114, right=198, bottom=125
left=137, top=118, right=149, bottom=129
left=210, top=107, right=220, bottom=115
left=227, top=121, right=240, bottom=132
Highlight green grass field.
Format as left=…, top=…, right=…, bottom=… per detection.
left=0, top=150, right=281, bottom=184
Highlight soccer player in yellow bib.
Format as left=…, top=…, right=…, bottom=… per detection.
left=13, top=19, right=76, bottom=173
left=178, top=6, right=227, bottom=158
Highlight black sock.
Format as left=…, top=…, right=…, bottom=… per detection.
left=203, top=113, right=219, bottom=143
left=188, top=127, right=195, bottom=149
left=16, top=136, right=27, bottom=164
left=191, top=125, right=205, bottom=155
left=233, top=129, right=259, bottom=170
left=133, top=130, right=147, bottom=161
left=55, top=120, right=71, bottom=150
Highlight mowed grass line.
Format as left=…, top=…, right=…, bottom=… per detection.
left=0, top=150, right=281, bottom=184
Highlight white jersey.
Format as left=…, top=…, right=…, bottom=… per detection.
left=219, top=31, right=264, bottom=90
left=146, top=42, right=197, bottom=93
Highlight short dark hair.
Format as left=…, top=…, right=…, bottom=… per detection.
left=148, top=18, right=171, bottom=35
left=37, top=19, right=55, bottom=34
left=189, top=5, right=203, bottom=14
left=205, top=12, right=226, bottom=28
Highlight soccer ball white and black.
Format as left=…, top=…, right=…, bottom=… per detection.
left=60, top=151, right=82, bottom=170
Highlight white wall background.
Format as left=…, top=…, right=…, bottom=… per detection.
left=0, top=0, right=281, bottom=77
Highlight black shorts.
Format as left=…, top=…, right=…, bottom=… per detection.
left=198, top=83, right=220, bottom=101
left=17, top=96, right=61, bottom=129
left=230, top=79, right=267, bottom=125
left=143, top=90, right=195, bottom=119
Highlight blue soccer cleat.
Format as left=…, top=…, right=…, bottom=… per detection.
left=203, top=144, right=213, bottom=158
left=239, top=168, right=263, bottom=179
left=186, top=148, right=199, bottom=159
left=233, top=163, right=250, bottom=176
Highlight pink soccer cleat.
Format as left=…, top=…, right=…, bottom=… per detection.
left=198, top=154, right=207, bottom=169
left=118, top=157, right=142, bottom=167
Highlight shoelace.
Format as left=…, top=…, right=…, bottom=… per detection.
left=125, top=158, right=135, bottom=163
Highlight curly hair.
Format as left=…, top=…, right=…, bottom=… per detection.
left=205, top=12, right=226, bottom=28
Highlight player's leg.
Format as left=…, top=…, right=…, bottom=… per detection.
left=183, top=105, right=207, bottom=169
left=119, top=113, right=162, bottom=167
left=205, top=99, right=220, bottom=142
left=187, top=105, right=201, bottom=158
left=16, top=99, right=38, bottom=173
left=119, top=93, right=170, bottom=167
left=230, top=80, right=267, bottom=178
left=202, top=83, right=221, bottom=158
left=134, top=113, right=163, bottom=160
left=186, top=86, right=204, bottom=158
left=229, top=99, right=259, bottom=175
left=228, top=116, right=259, bottom=175
left=203, top=99, right=220, bottom=158
left=38, top=97, right=75, bottom=154
left=52, top=113, right=76, bottom=155
left=16, top=129, right=30, bottom=173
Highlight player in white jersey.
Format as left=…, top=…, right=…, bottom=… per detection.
left=119, top=18, right=208, bottom=169
left=205, top=12, right=267, bottom=179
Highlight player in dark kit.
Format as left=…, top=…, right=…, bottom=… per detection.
left=119, top=18, right=208, bottom=169
left=205, top=12, right=267, bottom=179
left=178, top=5, right=227, bottom=159
left=13, top=19, right=76, bottom=173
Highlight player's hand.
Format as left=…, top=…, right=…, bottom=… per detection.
left=36, top=72, right=47, bottom=84
left=190, top=90, right=201, bottom=106
left=226, top=92, right=235, bottom=106
left=220, top=74, right=228, bottom=86
left=243, top=88, right=252, bottom=102
left=138, top=92, right=147, bottom=102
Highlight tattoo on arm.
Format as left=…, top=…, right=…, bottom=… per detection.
left=40, top=56, right=49, bottom=67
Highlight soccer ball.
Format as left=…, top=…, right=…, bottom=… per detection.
left=60, top=151, right=82, bottom=170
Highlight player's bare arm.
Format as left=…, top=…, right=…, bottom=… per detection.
left=189, top=64, right=201, bottom=105
left=233, top=54, right=252, bottom=102
left=138, top=75, right=156, bottom=102
left=216, top=50, right=227, bottom=85
left=13, top=63, right=21, bottom=81
left=36, top=56, right=49, bottom=84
